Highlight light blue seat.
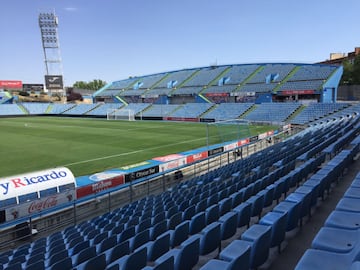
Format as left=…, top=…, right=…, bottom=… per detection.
left=285, top=190, right=312, bottom=226
left=295, top=248, right=353, bottom=270
left=203, top=239, right=251, bottom=270
left=273, top=200, right=301, bottom=231
left=155, top=234, right=201, bottom=270
left=197, top=222, right=221, bottom=255
left=311, top=227, right=358, bottom=253
left=336, top=198, right=360, bottom=212
left=240, top=224, right=272, bottom=269
left=259, top=211, right=288, bottom=253
left=325, top=210, right=360, bottom=230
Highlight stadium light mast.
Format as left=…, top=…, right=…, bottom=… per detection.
left=38, top=11, right=65, bottom=98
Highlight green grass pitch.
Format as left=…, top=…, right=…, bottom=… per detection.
left=0, top=117, right=277, bottom=178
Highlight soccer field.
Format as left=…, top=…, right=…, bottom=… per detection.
left=0, top=117, right=277, bottom=178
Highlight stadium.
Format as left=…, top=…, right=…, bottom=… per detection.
left=1, top=7, right=360, bottom=270
left=1, top=60, right=360, bottom=270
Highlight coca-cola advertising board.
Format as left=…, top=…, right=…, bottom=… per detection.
left=5, top=189, right=75, bottom=221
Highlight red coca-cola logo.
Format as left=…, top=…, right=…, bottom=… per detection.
left=28, top=196, right=58, bottom=213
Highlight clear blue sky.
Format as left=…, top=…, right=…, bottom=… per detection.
left=0, top=0, right=359, bottom=86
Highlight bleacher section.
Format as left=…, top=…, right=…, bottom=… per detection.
left=0, top=104, right=24, bottom=115
left=86, top=103, right=124, bottom=117
left=1, top=112, right=358, bottom=270
left=243, top=103, right=301, bottom=123
left=141, top=104, right=180, bottom=117
left=202, top=103, right=253, bottom=121
left=291, top=103, right=349, bottom=125
left=48, top=104, right=76, bottom=114
left=21, top=103, right=50, bottom=114
left=167, top=103, right=214, bottom=119
left=62, top=104, right=100, bottom=115
left=94, top=63, right=341, bottom=102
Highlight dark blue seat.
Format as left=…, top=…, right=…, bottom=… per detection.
left=129, top=229, right=150, bottom=251
left=106, top=246, right=147, bottom=270
left=219, top=197, right=232, bottom=216
left=190, top=212, right=206, bottom=235
left=150, top=220, right=168, bottom=240
left=141, top=232, right=170, bottom=261
left=142, top=256, right=174, bottom=270
left=104, top=240, right=130, bottom=265
left=155, top=234, right=201, bottom=270
left=167, top=212, right=183, bottom=230
left=205, top=204, right=220, bottom=225
left=246, top=194, right=265, bottom=220
left=75, top=253, right=106, bottom=270
left=170, top=220, right=190, bottom=248
left=232, top=202, right=251, bottom=228
left=219, top=211, right=238, bottom=240
left=197, top=222, right=221, bottom=255
left=71, top=246, right=96, bottom=267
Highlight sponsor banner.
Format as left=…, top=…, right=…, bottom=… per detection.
left=152, top=154, right=185, bottom=162
left=0, top=80, right=22, bottom=89
left=205, top=93, right=229, bottom=97
left=208, top=146, right=224, bottom=157
left=0, top=167, right=75, bottom=200
left=159, top=157, right=187, bottom=172
left=249, top=135, right=259, bottom=143
left=186, top=151, right=208, bottom=163
left=125, top=166, right=160, bottom=182
left=239, top=138, right=250, bottom=146
left=45, top=75, right=63, bottom=90
left=258, top=132, right=268, bottom=140
left=281, top=90, right=315, bottom=95
left=5, top=190, right=75, bottom=221
left=224, top=142, right=239, bottom=151
left=163, top=117, right=199, bottom=122
left=76, top=175, right=124, bottom=198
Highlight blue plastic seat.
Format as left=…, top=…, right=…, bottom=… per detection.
left=49, top=257, right=73, bottom=270
left=71, top=246, right=96, bottom=267
left=273, top=200, right=301, bottom=231
left=182, top=205, right=195, bottom=221
left=325, top=210, right=360, bottom=230
left=104, top=240, right=130, bottom=265
left=167, top=212, right=183, bottom=230
left=129, top=229, right=150, bottom=251
left=295, top=248, right=353, bottom=270
left=190, top=212, right=206, bottom=235
left=219, top=211, right=238, bottom=240
left=106, top=246, right=147, bottom=270
left=97, top=235, right=118, bottom=253
left=259, top=211, right=288, bottom=253
left=202, top=239, right=251, bottom=270
left=150, top=220, right=168, bottom=240
left=205, top=204, right=220, bottom=225
left=141, top=232, right=170, bottom=261
left=232, top=203, right=251, bottom=228
left=246, top=194, right=265, bottom=220
left=170, top=220, right=190, bottom=248
left=75, top=253, right=106, bottom=270
left=142, top=256, right=174, bottom=270
left=197, top=222, right=221, bottom=255
left=240, top=224, right=272, bottom=269
left=155, top=234, right=201, bottom=270
left=219, top=197, right=232, bottom=216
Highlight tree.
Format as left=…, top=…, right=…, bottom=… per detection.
left=341, top=54, right=360, bottom=85
left=73, top=79, right=107, bottom=90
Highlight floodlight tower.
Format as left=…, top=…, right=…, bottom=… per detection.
left=38, top=11, right=65, bottom=96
